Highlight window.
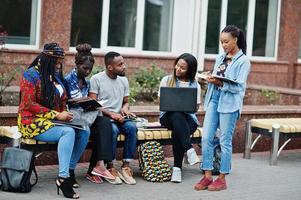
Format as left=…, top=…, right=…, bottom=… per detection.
left=205, top=0, right=221, bottom=54
left=0, top=0, right=39, bottom=46
left=70, top=0, right=174, bottom=52
left=205, top=0, right=280, bottom=58
left=108, top=0, right=137, bottom=47
left=252, top=0, right=278, bottom=57
left=143, top=0, right=173, bottom=51
left=70, top=0, right=103, bottom=48
left=226, top=0, right=248, bottom=34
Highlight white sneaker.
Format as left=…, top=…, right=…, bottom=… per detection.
left=187, top=148, right=200, bottom=165
left=171, top=167, right=182, bottom=183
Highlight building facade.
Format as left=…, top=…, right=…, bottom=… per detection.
left=0, top=0, right=301, bottom=88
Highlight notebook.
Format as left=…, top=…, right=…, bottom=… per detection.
left=159, top=87, right=197, bottom=113
left=198, top=73, right=237, bottom=84
left=52, top=119, right=85, bottom=130
left=68, top=97, right=102, bottom=111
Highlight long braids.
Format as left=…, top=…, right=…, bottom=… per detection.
left=28, top=43, right=65, bottom=108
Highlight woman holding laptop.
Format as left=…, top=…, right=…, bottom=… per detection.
left=158, top=53, right=201, bottom=183
left=194, top=25, right=251, bottom=191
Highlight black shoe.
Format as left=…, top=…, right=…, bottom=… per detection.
left=69, top=169, right=79, bottom=188
left=56, top=177, right=79, bottom=199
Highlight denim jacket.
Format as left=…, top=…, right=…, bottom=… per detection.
left=203, top=50, right=251, bottom=115
left=64, top=68, right=90, bottom=100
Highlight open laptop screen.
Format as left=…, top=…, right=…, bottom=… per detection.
left=159, top=87, right=197, bottom=113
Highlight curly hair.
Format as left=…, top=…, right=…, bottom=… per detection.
left=75, top=43, right=95, bottom=66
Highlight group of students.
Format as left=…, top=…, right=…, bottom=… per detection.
left=17, top=25, right=251, bottom=199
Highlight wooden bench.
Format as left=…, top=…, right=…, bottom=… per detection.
left=243, top=118, right=301, bottom=165
left=0, top=126, right=202, bottom=153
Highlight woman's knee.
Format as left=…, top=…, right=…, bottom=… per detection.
left=61, top=127, right=76, bottom=138
left=219, top=136, right=232, bottom=152
left=169, top=112, right=185, bottom=121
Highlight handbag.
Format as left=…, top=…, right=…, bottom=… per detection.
left=0, top=147, right=38, bottom=193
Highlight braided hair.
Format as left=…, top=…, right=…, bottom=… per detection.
left=75, top=43, right=95, bottom=66
left=222, top=25, right=247, bottom=55
left=28, top=43, right=65, bottom=108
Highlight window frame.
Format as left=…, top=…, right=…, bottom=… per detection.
left=2, top=0, right=41, bottom=50
left=204, top=0, right=282, bottom=61
left=69, top=0, right=176, bottom=56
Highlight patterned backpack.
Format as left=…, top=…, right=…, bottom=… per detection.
left=138, top=141, right=172, bottom=182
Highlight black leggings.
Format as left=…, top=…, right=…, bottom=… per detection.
left=160, top=112, right=198, bottom=168
left=87, top=116, right=112, bottom=174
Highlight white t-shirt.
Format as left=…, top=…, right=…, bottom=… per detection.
left=89, top=71, right=129, bottom=113
left=158, top=75, right=201, bottom=104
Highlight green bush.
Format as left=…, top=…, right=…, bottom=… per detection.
left=89, top=65, right=105, bottom=78
left=129, top=63, right=166, bottom=104
left=260, top=89, right=280, bottom=105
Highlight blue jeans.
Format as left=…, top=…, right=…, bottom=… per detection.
left=111, top=120, right=137, bottom=161
left=201, top=88, right=239, bottom=174
left=34, top=126, right=90, bottom=178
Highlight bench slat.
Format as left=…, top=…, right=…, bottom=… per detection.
left=1, top=126, right=203, bottom=146
left=251, top=118, right=301, bottom=133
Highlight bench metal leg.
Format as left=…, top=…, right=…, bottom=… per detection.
left=277, top=138, right=291, bottom=157
left=270, top=124, right=280, bottom=166
left=243, top=120, right=252, bottom=159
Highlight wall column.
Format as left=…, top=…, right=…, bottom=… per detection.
left=40, top=0, right=73, bottom=50
left=277, top=0, right=301, bottom=88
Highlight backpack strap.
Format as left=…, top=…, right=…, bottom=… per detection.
left=30, top=165, right=38, bottom=187
left=3, top=168, right=15, bottom=190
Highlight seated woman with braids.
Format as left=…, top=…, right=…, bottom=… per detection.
left=18, top=43, right=90, bottom=199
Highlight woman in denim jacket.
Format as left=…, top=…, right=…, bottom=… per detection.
left=158, top=53, right=201, bottom=183
left=194, top=25, right=251, bottom=191
left=64, top=43, right=115, bottom=185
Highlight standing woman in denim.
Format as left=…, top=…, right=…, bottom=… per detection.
left=159, top=53, right=201, bottom=183
left=194, top=25, right=251, bottom=191
left=18, top=43, right=90, bottom=199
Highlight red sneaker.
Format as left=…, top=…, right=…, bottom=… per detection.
left=194, top=177, right=213, bottom=191
left=92, top=166, right=115, bottom=179
left=208, top=178, right=227, bottom=191
left=86, top=174, right=103, bottom=184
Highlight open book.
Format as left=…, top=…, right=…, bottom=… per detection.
left=68, top=97, right=102, bottom=111
left=197, top=73, right=237, bottom=84
left=211, top=75, right=237, bottom=84
left=52, top=119, right=85, bottom=130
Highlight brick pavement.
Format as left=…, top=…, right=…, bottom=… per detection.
left=1, top=150, right=301, bottom=200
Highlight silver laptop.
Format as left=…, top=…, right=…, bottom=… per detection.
left=159, top=87, right=197, bottom=112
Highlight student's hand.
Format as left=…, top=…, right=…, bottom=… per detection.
left=56, top=111, right=74, bottom=122
left=121, top=107, right=129, bottom=116
left=207, top=76, right=223, bottom=87
left=110, top=112, right=125, bottom=123
left=121, top=108, right=136, bottom=118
